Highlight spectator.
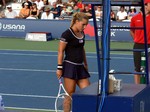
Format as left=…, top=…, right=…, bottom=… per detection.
left=66, top=6, right=73, bottom=17
left=2, top=0, right=6, bottom=9
left=22, top=0, right=32, bottom=9
left=67, top=0, right=75, bottom=7
left=111, top=9, right=116, bottom=21
left=34, top=0, right=44, bottom=12
left=76, top=0, right=84, bottom=12
left=51, top=2, right=61, bottom=19
left=116, top=6, right=127, bottom=21
left=59, top=5, right=73, bottom=20
left=84, top=3, right=91, bottom=10
left=59, top=4, right=67, bottom=19
left=56, top=0, right=64, bottom=16
left=34, top=0, right=45, bottom=18
left=48, top=0, right=56, bottom=5
left=5, top=5, right=18, bottom=18
left=0, top=11, right=5, bottom=18
left=95, top=6, right=102, bottom=19
left=82, top=4, right=92, bottom=19
left=66, top=6, right=73, bottom=14
left=26, top=3, right=40, bottom=19
left=72, top=4, right=80, bottom=14
left=128, top=7, right=138, bottom=20
left=41, top=6, right=54, bottom=19
left=43, top=0, right=49, bottom=5
left=17, top=2, right=30, bottom=19
left=56, top=0, right=63, bottom=7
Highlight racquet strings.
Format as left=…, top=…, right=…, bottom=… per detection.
left=56, top=94, right=72, bottom=112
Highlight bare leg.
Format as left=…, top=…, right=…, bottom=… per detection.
left=63, top=78, right=76, bottom=112
left=63, top=96, right=72, bottom=112
left=77, top=78, right=90, bottom=89
left=134, top=74, right=140, bottom=84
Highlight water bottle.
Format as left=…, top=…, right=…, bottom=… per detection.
left=140, top=52, right=146, bottom=84
left=0, top=95, right=4, bottom=111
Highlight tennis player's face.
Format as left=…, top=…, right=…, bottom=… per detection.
left=76, top=19, right=88, bottom=31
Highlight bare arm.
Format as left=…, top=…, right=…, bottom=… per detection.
left=130, top=30, right=135, bottom=40
left=36, top=10, right=40, bottom=18
left=83, top=48, right=88, bottom=71
left=56, top=41, right=67, bottom=79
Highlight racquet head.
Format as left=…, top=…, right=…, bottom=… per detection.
left=55, top=78, right=72, bottom=112
left=55, top=93, right=72, bottom=112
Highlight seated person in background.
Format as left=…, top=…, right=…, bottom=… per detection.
left=82, top=4, right=92, bottom=19
left=41, top=6, right=54, bottom=19
left=2, top=0, right=6, bottom=9
left=59, top=4, right=67, bottom=19
left=22, top=0, right=32, bottom=9
left=0, top=11, right=5, bottom=18
left=95, top=6, right=102, bottom=19
left=66, top=6, right=73, bottom=15
left=26, top=3, right=40, bottom=19
left=56, top=0, right=63, bottom=7
left=128, top=7, right=138, bottom=20
left=76, top=0, right=84, bottom=12
left=5, top=5, right=18, bottom=18
left=35, top=0, right=44, bottom=12
left=51, top=2, right=61, bottom=19
left=59, top=5, right=73, bottom=20
left=72, top=4, right=80, bottom=14
left=17, top=2, right=30, bottom=19
left=111, top=9, right=116, bottom=21
left=43, top=0, right=49, bottom=5
left=67, top=0, right=75, bottom=7
left=116, top=6, right=127, bottom=21
left=48, top=0, right=57, bottom=6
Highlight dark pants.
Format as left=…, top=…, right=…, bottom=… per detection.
left=133, top=43, right=150, bottom=72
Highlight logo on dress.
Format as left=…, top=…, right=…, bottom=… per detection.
left=79, top=39, right=83, bottom=43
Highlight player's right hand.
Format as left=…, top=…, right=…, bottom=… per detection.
left=56, top=70, right=62, bottom=79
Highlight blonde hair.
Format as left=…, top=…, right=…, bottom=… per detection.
left=70, top=12, right=89, bottom=27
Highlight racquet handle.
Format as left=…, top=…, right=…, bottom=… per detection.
left=59, top=78, right=62, bottom=84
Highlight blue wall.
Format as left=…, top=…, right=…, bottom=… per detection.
left=0, top=19, right=132, bottom=42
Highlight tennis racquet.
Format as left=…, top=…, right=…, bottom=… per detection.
left=55, top=78, right=72, bottom=112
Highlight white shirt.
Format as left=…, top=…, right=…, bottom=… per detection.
left=41, top=12, right=54, bottom=19
left=5, top=10, right=17, bottom=18
left=117, top=11, right=127, bottom=20
left=95, top=10, right=102, bottom=18
left=34, top=1, right=44, bottom=10
left=48, top=0, right=56, bottom=5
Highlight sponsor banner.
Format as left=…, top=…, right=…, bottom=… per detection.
left=84, top=21, right=131, bottom=41
left=25, top=32, right=52, bottom=41
left=0, top=19, right=26, bottom=34
left=0, top=19, right=132, bottom=42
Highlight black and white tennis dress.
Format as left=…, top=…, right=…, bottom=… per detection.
left=60, top=28, right=90, bottom=80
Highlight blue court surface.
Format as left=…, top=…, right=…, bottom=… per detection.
left=0, top=49, right=134, bottom=111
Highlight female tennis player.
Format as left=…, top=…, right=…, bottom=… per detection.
left=56, top=12, right=90, bottom=112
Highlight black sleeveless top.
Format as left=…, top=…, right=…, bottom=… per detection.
left=31, top=11, right=37, bottom=15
